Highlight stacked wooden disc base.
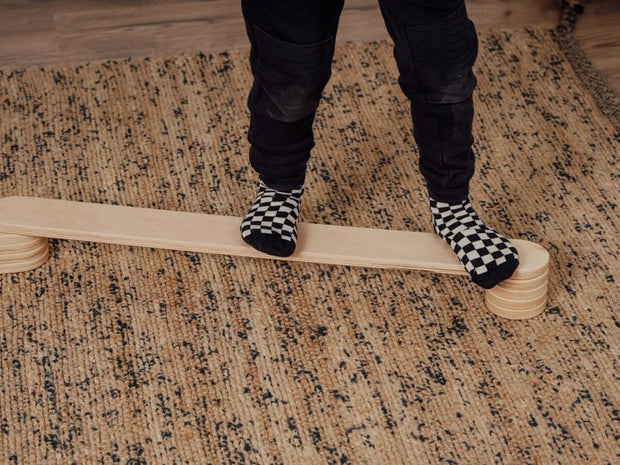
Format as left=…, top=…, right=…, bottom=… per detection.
left=484, top=248, right=550, bottom=320
left=0, top=233, right=49, bottom=274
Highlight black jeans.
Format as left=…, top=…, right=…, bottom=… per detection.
left=241, top=0, right=478, bottom=202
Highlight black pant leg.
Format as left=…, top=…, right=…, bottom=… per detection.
left=378, top=0, right=479, bottom=202
left=241, top=0, right=345, bottom=190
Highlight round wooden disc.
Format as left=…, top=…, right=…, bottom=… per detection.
left=485, top=297, right=547, bottom=320
left=488, top=279, right=548, bottom=301
left=510, top=240, right=550, bottom=280
left=485, top=291, right=548, bottom=312
left=0, top=248, right=49, bottom=273
left=0, top=234, right=45, bottom=250
left=0, top=241, right=49, bottom=261
left=496, top=268, right=549, bottom=291
left=0, top=244, right=49, bottom=266
left=0, top=238, right=47, bottom=252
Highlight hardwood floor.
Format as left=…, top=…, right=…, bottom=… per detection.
left=0, top=0, right=618, bottom=95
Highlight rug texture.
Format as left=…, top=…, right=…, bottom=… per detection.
left=1, top=28, right=618, bottom=465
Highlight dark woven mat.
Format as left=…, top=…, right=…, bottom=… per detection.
left=1, top=28, right=618, bottom=464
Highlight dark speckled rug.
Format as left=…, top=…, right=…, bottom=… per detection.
left=1, top=28, right=618, bottom=464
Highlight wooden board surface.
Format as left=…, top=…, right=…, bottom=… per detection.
left=0, top=196, right=548, bottom=279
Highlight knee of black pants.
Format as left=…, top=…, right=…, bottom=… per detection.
left=248, top=25, right=335, bottom=122
left=400, top=2, right=478, bottom=104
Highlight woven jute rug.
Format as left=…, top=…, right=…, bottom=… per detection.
left=1, top=26, right=618, bottom=464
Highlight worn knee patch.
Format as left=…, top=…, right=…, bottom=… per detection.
left=249, top=26, right=335, bottom=122
left=404, top=2, right=478, bottom=104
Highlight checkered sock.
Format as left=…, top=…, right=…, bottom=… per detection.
left=430, top=198, right=520, bottom=289
left=240, top=180, right=304, bottom=257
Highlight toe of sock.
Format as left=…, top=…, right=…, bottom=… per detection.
left=242, top=232, right=297, bottom=257
left=471, top=257, right=520, bottom=289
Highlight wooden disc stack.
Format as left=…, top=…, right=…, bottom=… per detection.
left=485, top=242, right=550, bottom=319
left=0, top=233, right=49, bottom=274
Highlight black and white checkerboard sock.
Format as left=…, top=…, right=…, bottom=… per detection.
left=430, top=198, right=520, bottom=289
left=240, top=180, right=304, bottom=257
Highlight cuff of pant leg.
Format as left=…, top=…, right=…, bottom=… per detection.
left=427, top=185, right=470, bottom=204
left=259, top=174, right=305, bottom=193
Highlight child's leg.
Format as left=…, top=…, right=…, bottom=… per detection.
left=240, top=0, right=344, bottom=256
left=378, top=0, right=519, bottom=288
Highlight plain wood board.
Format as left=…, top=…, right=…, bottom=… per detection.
left=0, top=196, right=548, bottom=279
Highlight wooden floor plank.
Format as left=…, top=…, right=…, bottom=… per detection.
left=573, top=2, right=620, bottom=93
left=0, top=1, right=617, bottom=91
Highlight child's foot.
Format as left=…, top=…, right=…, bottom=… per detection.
left=240, top=180, right=304, bottom=257
left=430, top=198, right=519, bottom=289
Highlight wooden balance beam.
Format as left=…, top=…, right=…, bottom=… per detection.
left=0, top=196, right=549, bottom=319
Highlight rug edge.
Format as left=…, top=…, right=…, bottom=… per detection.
left=551, top=2, right=620, bottom=133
